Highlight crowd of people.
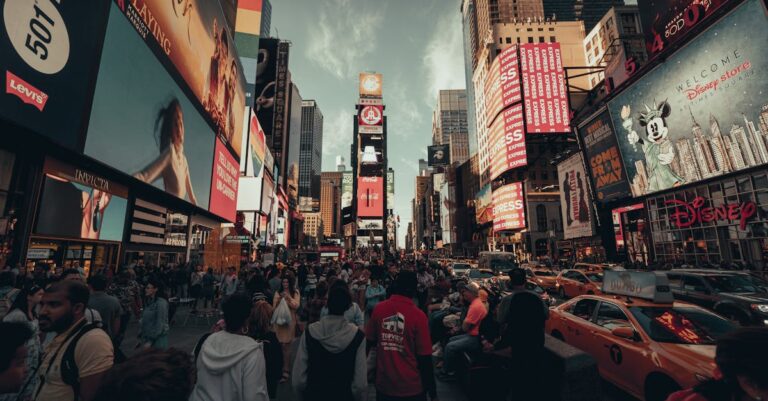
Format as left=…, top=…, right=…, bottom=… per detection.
left=0, top=258, right=766, bottom=401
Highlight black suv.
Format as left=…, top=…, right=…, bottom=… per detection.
left=664, top=270, right=768, bottom=326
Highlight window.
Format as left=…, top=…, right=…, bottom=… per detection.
left=536, top=204, right=547, bottom=232
left=666, top=274, right=682, bottom=290
left=682, top=276, right=708, bottom=293
left=506, top=37, right=512, bottom=44
left=596, top=302, right=631, bottom=330
left=569, top=299, right=598, bottom=321
left=528, top=37, right=534, bottom=43
left=539, top=36, right=545, bottom=43
left=550, top=36, right=556, bottom=42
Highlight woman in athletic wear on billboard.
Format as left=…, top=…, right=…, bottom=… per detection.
left=133, top=98, right=198, bottom=205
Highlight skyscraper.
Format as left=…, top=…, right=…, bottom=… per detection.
left=261, top=0, right=272, bottom=37
left=320, top=172, right=343, bottom=238
left=690, top=110, right=717, bottom=176
left=725, top=134, right=747, bottom=170
left=300, top=100, right=324, bottom=201
left=675, top=139, right=701, bottom=182
left=745, top=113, right=768, bottom=164
left=759, top=104, right=768, bottom=135
left=731, top=125, right=757, bottom=167
left=544, top=0, right=625, bottom=32
left=432, top=90, right=470, bottom=165
left=461, top=0, right=480, bottom=155
left=709, top=115, right=732, bottom=173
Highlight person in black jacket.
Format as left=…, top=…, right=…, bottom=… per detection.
left=249, top=297, right=282, bottom=400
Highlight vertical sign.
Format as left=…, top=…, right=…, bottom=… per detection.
left=520, top=43, right=570, bottom=133
left=210, top=139, right=240, bottom=222
left=578, top=110, right=630, bottom=203
left=492, top=182, right=526, bottom=231
left=386, top=171, right=395, bottom=210
left=271, top=41, right=290, bottom=162
left=557, top=153, right=595, bottom=239
left=484, top=45, right=522, bottom=126
left=489, top=104, right=527, bottom=180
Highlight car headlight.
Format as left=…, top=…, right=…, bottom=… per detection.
left=694, top=373, right=711, bottom=383
left=751, top=304, right=768, bottom=313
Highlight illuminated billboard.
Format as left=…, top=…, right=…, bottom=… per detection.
left=492, top=182, right=526, bottom=232
left=557, top=154, right=594, bottom=239
left=357, top=176, right=383, bottom=218
left=578, top=110, right=631, bottom=203
left=520, top=43, right=570, bottom=134
left=489, top=104, right=527, bottom=180
left=639, top=0, right=734, bottom=57
left=358, top=105, right=384, bottom=134
left=475, top=184, right=493, bottom=225
left=484, top=45, right=522, bottom=126
left=359, top=73, right=383, bottom=99
left=607, top=0, right=768, bottom=197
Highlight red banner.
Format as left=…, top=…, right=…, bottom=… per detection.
left=489, top=104, right=527, bottom=180
left=484, top=45, right=522, bottom=126
left=493, top=182, right=526, bottom=232
left=358, top=105, right=383, bottom=126
left=357, top=177, right=383, bottom=217
left=520, top=43, right=570, bottom=133
left=209, top=138, right=240, bottom=222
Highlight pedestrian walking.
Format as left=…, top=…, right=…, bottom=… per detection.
left=367, top=271, right=438, bottom=401
left=292, top=282, right=367, bottom=401
left=0, top=322, right=33, bottom=396
left=138, top=279, right=169, bottom=350
left=365, top=277, right=386, bottom=315
left=249, top=298, right=282, bottom=400
left=1, top=284, right=43, bottom=401
left=305, top=281, right=328, bottom=325
left=320, top=280, right=365, bottom=328
left=190, top=265, right=204, bottom=311
left=91, top=349, right=194, bottom=401
left=221, top=267, right=239, bottom=299
left=87, top=275, right=122, bottom=341
left=201, top=268, right=216, bottom=309
left=190, top=293, right=268, bottom=401
left=666, top=328, right=768, bottom=401
left=272, top=272, right=300, bottom=383
left=107, top=270, right=142, bottom=347
left=35, top=281, right=114, bottom=401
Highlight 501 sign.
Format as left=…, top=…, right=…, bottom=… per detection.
left=3, top=0, right=70, bottom=74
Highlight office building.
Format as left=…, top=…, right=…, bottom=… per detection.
left=261, top=0, right=272, bottom=37
left=302, top=212, right=323, bottom=245
left=300, top=100, right=324, bottom=201
left=544, top=0, right=625, bottom=32
left=432, top=90, right=470, bottom=165
left=320, top=172, right=343, bottom=238
left=583, top=5, right=646, bottom=88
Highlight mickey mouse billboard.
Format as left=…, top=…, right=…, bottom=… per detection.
left=607, top=0, right=768, bottom=197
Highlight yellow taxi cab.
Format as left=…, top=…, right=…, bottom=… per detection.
left=524, top=267, right=559, bottom=292
left=546, top=271, right=736, bottom=401
left=555, top=269, right=604, bottom=298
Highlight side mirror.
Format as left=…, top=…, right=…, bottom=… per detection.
left=612, top=326, right=637, bottom=341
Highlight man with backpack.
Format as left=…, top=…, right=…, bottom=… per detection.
left=34, top=281, right=114, bottom=401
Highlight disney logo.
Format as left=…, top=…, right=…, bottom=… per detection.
left=666, top=197, right=757, bottom=230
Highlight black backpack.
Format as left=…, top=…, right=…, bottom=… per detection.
left=60, top=323, right=99, bottom=400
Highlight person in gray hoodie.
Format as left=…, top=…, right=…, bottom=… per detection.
left=190, top=293, right=268, bottom=401
left=292, top=282, right=367, bottom=401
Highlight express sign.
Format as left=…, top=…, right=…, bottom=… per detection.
left=666, top=196, right=756, bottom=230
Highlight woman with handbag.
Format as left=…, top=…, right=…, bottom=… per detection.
left=272, top=272, right=299, bottom=383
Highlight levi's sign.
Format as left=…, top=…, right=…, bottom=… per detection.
left=666, top=196, right=756, bottom=230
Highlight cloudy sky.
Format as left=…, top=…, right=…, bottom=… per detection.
left=271, top=0, right=466, bottom=247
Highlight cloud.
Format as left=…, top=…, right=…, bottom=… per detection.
left=306, top=0, right=384, bottom=79
left=322, top=109, right=354, bottom=158
left=385, top=80, right=423, bottom=139
left=422, top=10, right=466, bottom=106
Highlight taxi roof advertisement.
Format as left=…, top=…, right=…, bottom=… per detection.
left=492, top=182, right=526, bottom=232
left=557, top=153, right=595, bottom=239
left=607, top=0, right=768, bottom=198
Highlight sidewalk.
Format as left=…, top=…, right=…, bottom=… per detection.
left=122, top=307, right=468, bottom=401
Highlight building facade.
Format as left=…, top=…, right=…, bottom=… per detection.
left=432, top=90, right=470, bottom=166
left=583, top=5, right=646, bottom=89
left=320, top=172, right=343, bottom=238
left=543, top=0, right=625, bottom=32
left=300, top=100, right=324, bottom=202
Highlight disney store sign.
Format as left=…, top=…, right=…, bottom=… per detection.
left=666, top=197, right=757, bottom=230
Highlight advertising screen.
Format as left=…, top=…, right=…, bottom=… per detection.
left=210, top=138, right=239, bottom=222
left=558, top=154, right=594, bottom=239
left=386, top=170, right=394, bottom=209
left=85, top=4, right=216, bottom=210
left=113, top=0, right=247, bottom=157
left=607, top=0, right=768, bottom=198
left=578, top=110, right=631, bottom=203
left=358, top=177, right=384, bottom=218
left=129, top=198, right=188, bottom=247
left=261, top=175, right=275, bottom=214
left=519, top=43, right=570, bottom=133
left=484, top=45, right=521, bottom=126
left=492, top=182, right=526, bottom=232
left=639, top=0, right=734, bottom=57
left=35, top=159, right=127, bottom=242
left=341, top=172, right=354, bottom=209
left=428, top=144, right=450, bottom=166
left=253, top=38, right=278, bottom=140
left=489, top=104, right=527, bottom=180
left=247, top=109, right=266, bottom=178
left=0, top=1, right=111, bottom=150
left=475, top=184, right=493, bottom=225
left=359, top=73, right=383, bottom=99
left=358, top=105, right=384, bottom=134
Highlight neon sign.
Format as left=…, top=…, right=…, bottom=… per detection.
left=666, top=197, right=757, bottom=230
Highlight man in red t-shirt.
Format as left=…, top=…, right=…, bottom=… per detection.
left=438, top=281, right=487, bottom=382
left=367, top=271, right=438, bottom=401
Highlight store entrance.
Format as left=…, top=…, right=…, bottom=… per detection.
left=124, top=251, right=184, bottom=268
left=26, top=238, right=121, bottom=277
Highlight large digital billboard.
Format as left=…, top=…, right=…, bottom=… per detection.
left=607, top=0, right=768, bottom=198
left=209, top=138, right=239, bottom=222
left=0, top=0, right=110, bottom=150
left=253, top=38, right=278, bottom=141
left=358, top=105, right=384, bottom=134
left=357, top=176, right=383, bottom=218
left=489, top=104, right=527, bottom=180
left=35, top=159, right=127, bottom=242
left=519, top=43, right=570, bottom=134
left=475, top=184, right=493, bottom=225
left=578, top=110, right=631, bottom=203
left=86, top=4, right=216, bottom=210
left=113, top=0, right=247, bottom=158
left=484, top=45, right=521, bottom=126
left=359, top=73, right=383, bottom=99
left=492, top=182, right=526, bottom=232
left=557, top=154, right=594, bottom=239
left=639, top=0, right=734, bottom=57
left=428, top=144, right=450, bottom=167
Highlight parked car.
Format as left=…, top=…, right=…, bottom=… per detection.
left=451, top=262, right=472, bottom=278
left=555, top=269, right=604, bottom=298
left=664, top=270, right=768, bottom=325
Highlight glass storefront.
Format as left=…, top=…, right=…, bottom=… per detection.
left=26, top=238, right=120, bottom=276
left=648, top=171, right=768, bottom=270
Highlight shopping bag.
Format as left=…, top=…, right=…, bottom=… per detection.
left=271, top=297, right=292, bottom=326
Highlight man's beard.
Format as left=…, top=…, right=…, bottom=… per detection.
left=40, top=313, right=75, bottom=334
